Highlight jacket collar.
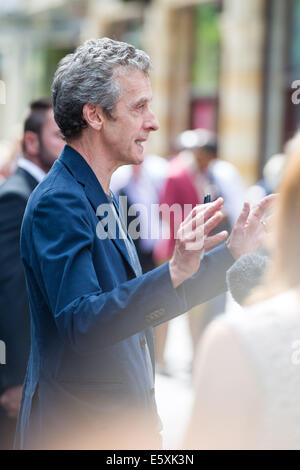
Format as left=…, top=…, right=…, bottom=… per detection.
left=16, top=167, right=40, bottom=192
left=59, top=144, right=109, bottom=211
left=59, top=144, right=139, bottom=277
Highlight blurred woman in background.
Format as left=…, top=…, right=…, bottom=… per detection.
left=184, top=146, right=300, bottom=450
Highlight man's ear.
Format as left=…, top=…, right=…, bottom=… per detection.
left=23, top=131, right=40, bottom=157
left=82, top=103, right=104, bottom=131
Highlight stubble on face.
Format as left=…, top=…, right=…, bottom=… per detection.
left=38, top=110, right=64, bottom=172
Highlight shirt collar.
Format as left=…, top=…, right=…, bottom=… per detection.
left=18, top=156, right=46, bottom=183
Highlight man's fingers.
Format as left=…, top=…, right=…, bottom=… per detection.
left=235, top=202, right=250, bottom=227
left=181, top=198, right=224, bottom=228
left=204, top=211, right=224, bottom=236
left=251, top=193, right=277, bottom=220
left=184, top=238, right=204, bottom=252
left=178, top=209, right=223, bottom=244
left=264, top=214, right=273, bottom=229
left=177, top=211, right=203, bottom=240
left=177, top=198, right=225, bottom=247
left=204, top=231, right=228, bottom=252
left=202, top=197, right=224, bottom=223
left=180, top=204, right=203, bottom=228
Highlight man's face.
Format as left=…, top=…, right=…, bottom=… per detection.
left=100, top=69, right=159, bottom=167
left=39, top=109, right=64, bottom=172
left=194, top=148, right=215, bottom=172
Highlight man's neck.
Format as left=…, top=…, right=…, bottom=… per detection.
left=68, top=137, right=119, bottom=195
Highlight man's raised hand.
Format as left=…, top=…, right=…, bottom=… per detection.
left=226, top=194, right=276, bottom=259
left=169, top=198, right=228, bottom=288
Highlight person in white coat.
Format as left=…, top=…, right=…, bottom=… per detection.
left=184, top=146, right=300, bottom=450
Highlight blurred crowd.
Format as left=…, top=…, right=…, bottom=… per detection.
left=1, top=91, right=300, bottom=450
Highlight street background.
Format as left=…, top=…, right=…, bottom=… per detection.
left=155, top=293, right=241, bottom=449
left=0, top=0, right=300, bottom=451
left=1, top=0, right=300, bottom=185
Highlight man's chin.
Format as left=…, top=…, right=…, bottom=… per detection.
left=118, top=151, right=145, bottom=167
left=129, top=153, right=145, bottom=166
left=135, top=156, right=144, bottom=165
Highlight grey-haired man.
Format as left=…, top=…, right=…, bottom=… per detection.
left=15, top=38, right=273, bottom=449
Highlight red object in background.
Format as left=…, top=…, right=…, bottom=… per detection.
left=191, top=98, right=218, bottom=131
left=0, top=158, right=18, bottom=182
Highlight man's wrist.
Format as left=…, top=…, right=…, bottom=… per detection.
left=169, top=260, right=183, bottom=289
left=226, top=236, right=239, bottom=260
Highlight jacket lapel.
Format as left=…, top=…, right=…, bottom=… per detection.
left=59, top=145, right=138, bottom=277
left=17, top=167, right=39, bottom=192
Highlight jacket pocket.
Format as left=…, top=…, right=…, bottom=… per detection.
left=57, top=379, right=124, bottom=390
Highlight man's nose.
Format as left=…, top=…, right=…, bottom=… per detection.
left=145, top=109, right=160, bottom=132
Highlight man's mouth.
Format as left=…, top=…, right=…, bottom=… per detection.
left=135, top=139, right=146, bottom=151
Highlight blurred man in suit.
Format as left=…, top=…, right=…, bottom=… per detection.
left=0, top=97, right=64, bottom=449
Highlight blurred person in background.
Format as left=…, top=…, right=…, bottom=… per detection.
left=0, top=139, right=20, bottom=183
left=227, top=130, right=300, bottom=310
left=154, top=129, right=245, bottom=374
left=184, top=144, right=300, bottom=450
left=245, top=131, right=300, bottom=207
left=0, top=97, right=64, bottom=449
left=111, top=153, right=168, bottom=274
left=246, top=153, right=286, bottom=206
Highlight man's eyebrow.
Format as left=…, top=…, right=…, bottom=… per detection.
left=132, top=96, right=153, bottom=107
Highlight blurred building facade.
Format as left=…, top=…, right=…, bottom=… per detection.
left=0, top=0, right=299, bottom=184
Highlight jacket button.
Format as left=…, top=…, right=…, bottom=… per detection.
left=150, top=387, right=155, bottom=396
left=140, top=338, right=146, bottom=349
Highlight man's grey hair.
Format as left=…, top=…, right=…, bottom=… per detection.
left=52, top=38, right=152, bottom=141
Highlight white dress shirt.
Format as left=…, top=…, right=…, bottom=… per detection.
left=18, top=156, right=46, bottom=183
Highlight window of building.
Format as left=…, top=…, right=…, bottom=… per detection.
left=262, top=0, right=300, bottom=171
left=285, top=0, right=300, bottom=140
left=106, top=18, right=143, bottom=50
left=190, top=2, right=221, bottom=131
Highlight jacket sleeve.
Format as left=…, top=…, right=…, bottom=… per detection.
left=28, top=189, right=234, bottom=355
left=0, top=194, right=30, bottom=389
left=182, top=243, right=235, bottom=312
left=28, top=189, right=188, bottom=354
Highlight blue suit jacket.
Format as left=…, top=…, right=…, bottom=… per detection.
left=0, top=168, right=38, bottom=394
left=0, top=168, right=38, bottom=450
left=15, top=145, right=234, bottom=449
